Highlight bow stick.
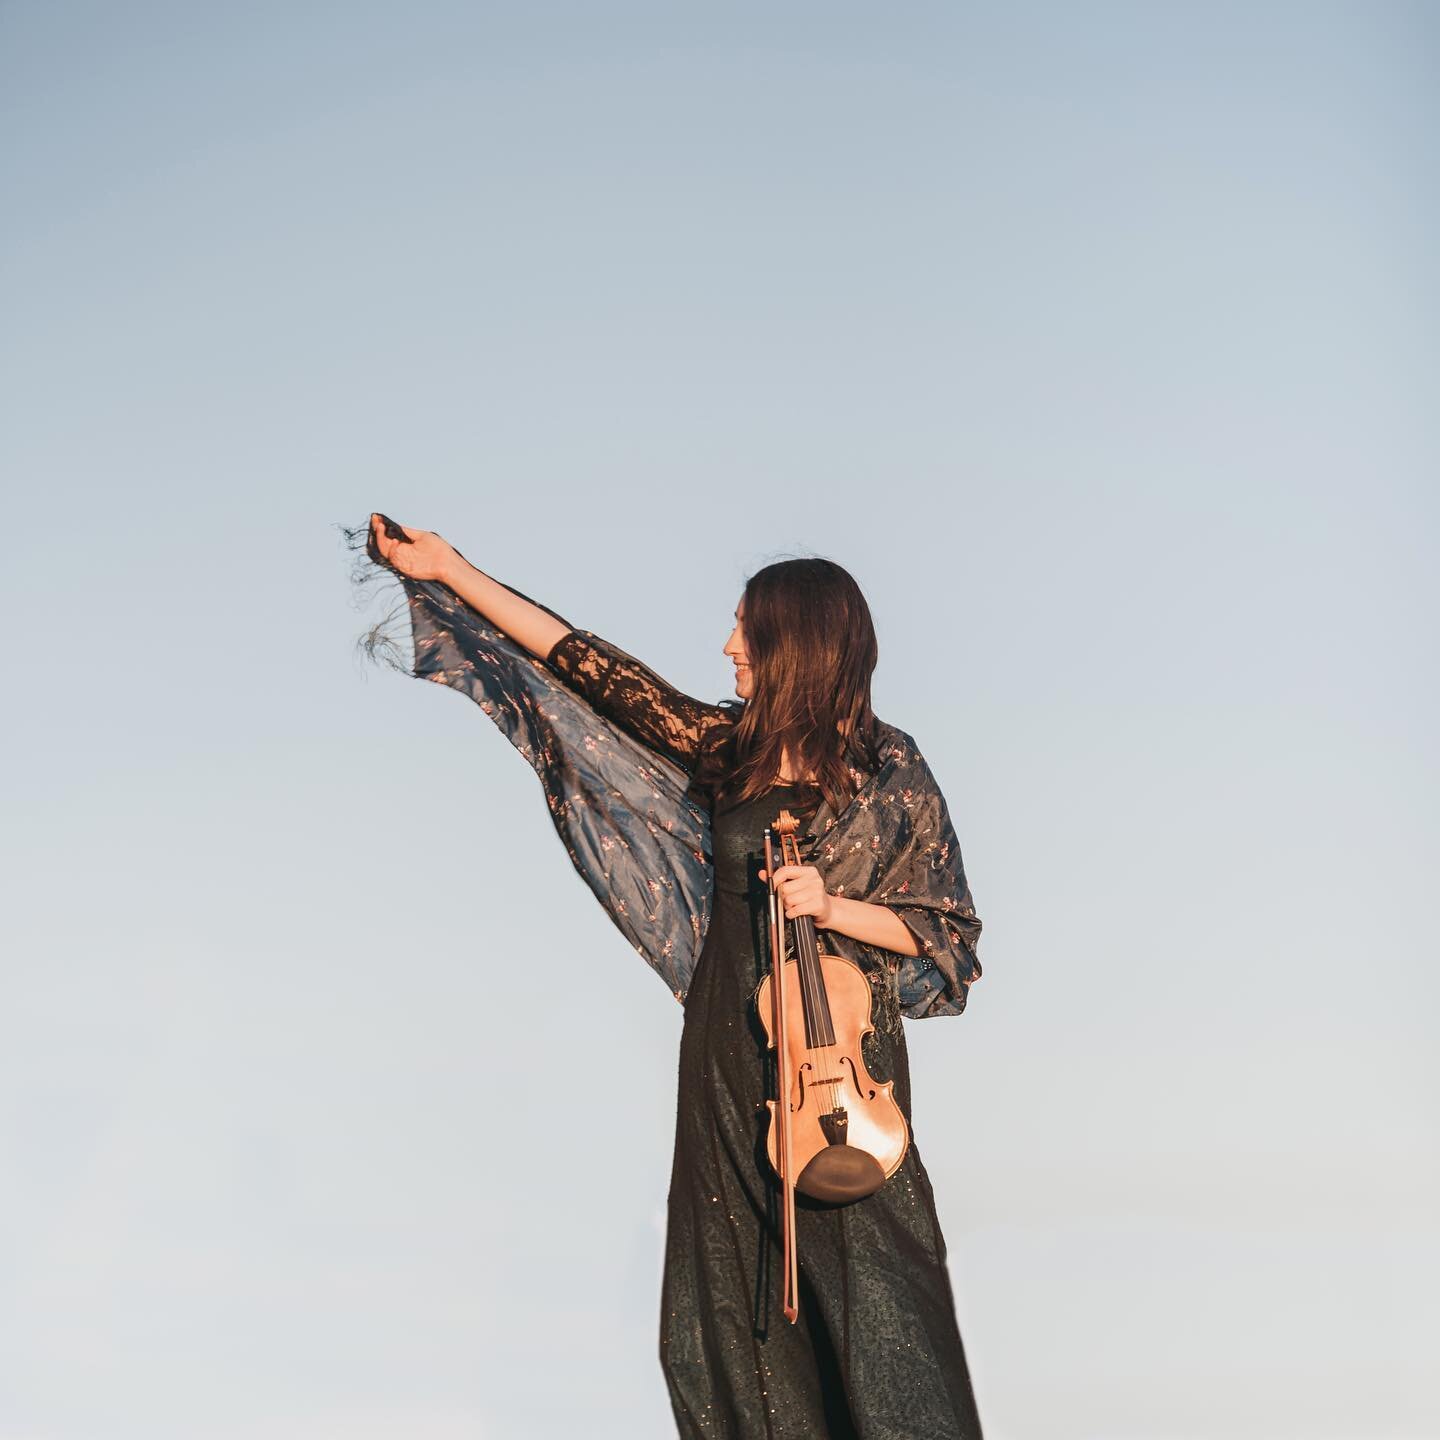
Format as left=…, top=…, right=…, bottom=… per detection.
left=764, top=823, right=800, bottom=1325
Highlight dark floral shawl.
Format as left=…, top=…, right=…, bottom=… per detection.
left=345, top=528, right=983, bottom=1033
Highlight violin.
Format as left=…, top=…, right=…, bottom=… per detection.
left=757, top=807, right=910, bottom=1323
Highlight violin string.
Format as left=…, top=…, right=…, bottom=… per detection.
left=804, top=834, right=832, bottom=1101
left=775, top=826, right=804, bottom=1132
left=798, top=886, right=839, bottom=1114
left=784, top=828, right=831, bottom=1113
left=791, top=827, right=842, bottom=1114
left=782, top=830, right=810, bottom=1066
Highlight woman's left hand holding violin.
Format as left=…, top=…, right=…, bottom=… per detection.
left=759, top=863, right=835, bottom=929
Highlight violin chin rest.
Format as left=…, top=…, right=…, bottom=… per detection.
left=796, top=1146, right=888, bottom=1205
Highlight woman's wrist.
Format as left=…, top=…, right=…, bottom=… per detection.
left=436, top=547, right=468, bottom=590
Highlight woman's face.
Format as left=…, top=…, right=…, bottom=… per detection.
left=723, top=596, right=752, bottom=700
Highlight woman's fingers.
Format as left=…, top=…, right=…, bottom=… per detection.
left=371, top=513, right=411, bottom=561
left=369, top=514, right=392, bottom=563
left=368, top=513, right=445, bottom=580
left=763, top=864, right=828, bottom=917
left=762, top=863, right=818, bottom=882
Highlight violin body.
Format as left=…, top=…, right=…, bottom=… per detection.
left=757, top=951, right=910, bottom=1203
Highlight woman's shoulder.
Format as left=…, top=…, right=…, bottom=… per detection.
left=855, top=715, right=912, bottom=769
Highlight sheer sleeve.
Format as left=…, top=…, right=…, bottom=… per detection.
left=544, top=628, right=734, bottom=776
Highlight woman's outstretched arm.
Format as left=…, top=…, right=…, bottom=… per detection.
left=367, top=513, right=731, bottom=775
left=367, top=513, right=571, bottom=661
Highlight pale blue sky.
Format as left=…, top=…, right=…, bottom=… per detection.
left=2, top=3, right=1435, bottom=1437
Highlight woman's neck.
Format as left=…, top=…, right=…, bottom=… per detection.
left=778, top=747, right=818, bottom=784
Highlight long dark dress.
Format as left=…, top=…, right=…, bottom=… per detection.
left=543, top=632, right=984, bottom=1439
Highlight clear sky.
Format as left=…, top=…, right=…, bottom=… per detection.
left=2, top=3, right=1435, bottom=1437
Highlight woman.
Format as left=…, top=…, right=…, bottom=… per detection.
left=352, top=513, right=986, bottom=1439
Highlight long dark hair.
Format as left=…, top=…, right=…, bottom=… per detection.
left=693, top=556, right=886, bottom=816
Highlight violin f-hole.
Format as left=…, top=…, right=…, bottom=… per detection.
left=840, top=1054, right=877, bottom=1100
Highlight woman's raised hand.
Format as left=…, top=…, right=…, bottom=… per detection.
left=367, top=513, right=458, bottom=584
